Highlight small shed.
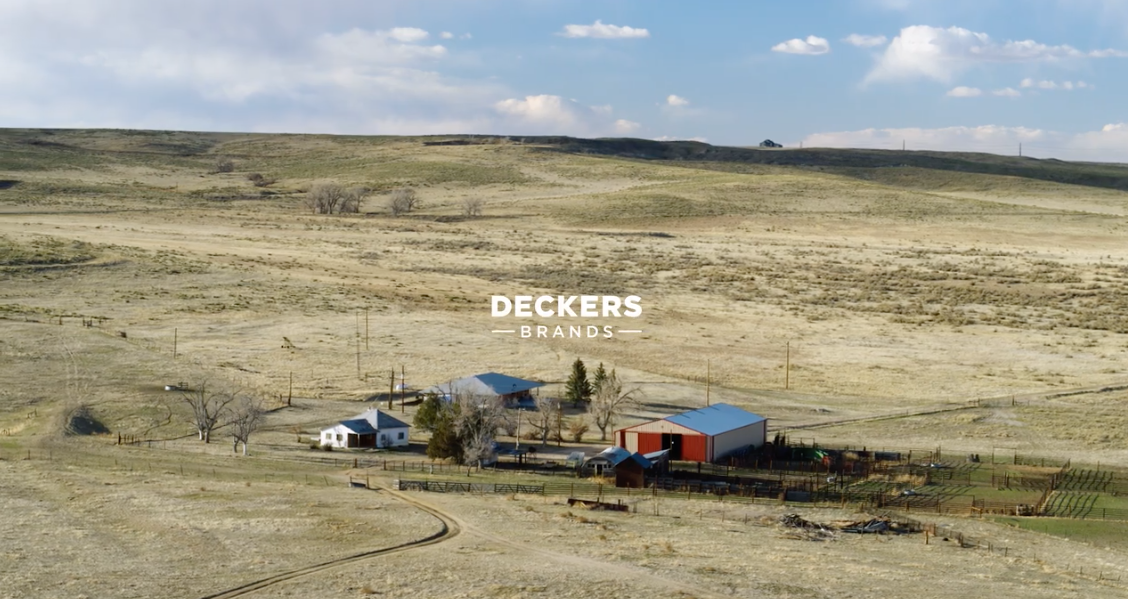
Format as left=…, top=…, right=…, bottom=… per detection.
left=583, top=447, right=652, bottom=488
left=319, top=409, right=410, bottom=449
left=615, top=403, right=767, bottom=463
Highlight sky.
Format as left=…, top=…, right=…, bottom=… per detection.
left=2, top=0, right=1128, bottom=161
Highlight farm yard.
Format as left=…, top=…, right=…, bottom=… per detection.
left=4, top=129, right=1128, bottom=597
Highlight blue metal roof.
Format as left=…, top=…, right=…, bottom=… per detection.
left=588, top=446, right=652, bottom=468
left=338, top=419, right=377, bottom=435
left=664, top=403, right=766, bottom=436
left=357, top=409, right=411, bottom=430
left=423, top=372, right=545, bottom=397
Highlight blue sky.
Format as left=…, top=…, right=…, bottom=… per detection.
left=2, top=0, right=1127, bottom=161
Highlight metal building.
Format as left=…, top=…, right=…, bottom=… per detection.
left=615, top=403, right=767, bottom=463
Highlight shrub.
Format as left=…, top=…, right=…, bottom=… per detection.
left=212, top=157, right=234, bottom=173
left=246, top=173, right=276, bottom=187
left=389, top=187, right=419, bottom=216
left=462, top=197, right=484, bottom=217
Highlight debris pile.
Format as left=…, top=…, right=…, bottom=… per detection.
left=778, top=513, right=835, bottom=541
left=778, top=513, right=918, bottom=540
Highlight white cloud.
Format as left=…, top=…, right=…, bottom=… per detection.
left=655, top=135, right=708, bottom=143
left=992, top=87, right=1021, bottom=97
left=771, top=35, right=830, bottom=55
left=460, top=33, right=472, bottom=40
left=801, top=123, right=1128, bottom=162
left=560, top=20, right=649, bottom=39
left=864, top=25, right=1127, bottom=84
left=946, top=86, right=981, bottom=97
left=388, top=27, right=428, bottom=43
left=0, top=2, right=540, bottom=136
left=440, top=31, right=453, bottom=39
left=1068, top=123, right=1128, bottom=161
left=666, top=94, right=690, bottom=107
left=1020, top=78, right=1094, bottom=91
left=614, top=119, right=640, bottom=134
left=493, top=94, right=638, bottom=136
left=843, top=34, right=888, bottom=47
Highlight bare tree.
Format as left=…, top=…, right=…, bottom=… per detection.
left=229, top=395, right=265, bottom=455
left=568, top=415, right=590, bottom=443
left=306, top=181, right=347, bottom=214
left=212, top=157, right=235, bottom=173
left=526, top=395, right=560, bottom=446
left=339, top=186, right=368, bottom=214
left=590, top=369, right=642, bottom=441
left=452, top=393, right=507, bottom=467
left=388, top=187, right=419, bottom=216
left=462, top=197, right=484, bottom=217
left=180, top=381, right=238, bottom=443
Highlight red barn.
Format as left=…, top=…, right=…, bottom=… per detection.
left=615, top=403, right=766, bottom=463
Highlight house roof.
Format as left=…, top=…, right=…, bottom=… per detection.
left=327, top=409, right=410, bottom=435
left=589, top=446, right=652, bottom=469
left=663, top=403, right=766, bottom=436
left=423, top=372, right=545, bottom=397
left=338, top=419, right=377, bottom=435
left=357, top=409, right=411, bottom=430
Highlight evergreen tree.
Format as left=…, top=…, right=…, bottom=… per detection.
left=591, top=362, right=608, bottom=396
left=426, top=408, right=463, bottom=462
left=564, top=358, right=592, bottom=408
left=413, top=393, right=443, bottom=432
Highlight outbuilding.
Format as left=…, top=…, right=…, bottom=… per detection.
left=422, top=372, right=545, bottom=407
left=583, top=446, right=652, bottom=488
left=319, top=409, right=410, bottom=449
left=615, top=403, right=767, bottom=463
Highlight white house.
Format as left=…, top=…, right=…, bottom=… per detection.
left=319, top=409, right=411, bottom=449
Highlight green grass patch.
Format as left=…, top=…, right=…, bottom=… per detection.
left=990, top=516, right=1128, bottom=550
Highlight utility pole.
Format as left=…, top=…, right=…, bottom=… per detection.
left=288, top=371, right=293, bottom=407
left=706, top=359, right=711, bottom=407
left=355, top=312, right=361, bottom=380
left=365, top=307, right=369, bottom=350
left=785, top=341, right=791, bottom=391
left=1019, top=142, right=1023, bottom=157
left=400, top=364, right=406, bottom=413
left=389, top=370, right=395, bottom=410
left=902, top=139, right=905, bottom=151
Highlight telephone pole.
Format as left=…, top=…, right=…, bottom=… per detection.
left=389, top=370, right=395, bottom=410
left=355, top=312, right=361, bottom=380
left=785, top=341, right=791, bottom=390
left=365, top=307, right=370, bottom=350
left=706, top=359, right=711, bottom=406
left=1019, top=142, right=1022, bottom=157
left=400, top=364, right=406, bottom=413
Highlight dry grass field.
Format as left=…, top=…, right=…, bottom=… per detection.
left=4, top=128, right=1128, bottom=597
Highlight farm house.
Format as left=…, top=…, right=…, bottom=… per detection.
left=319, top=409, right=410, bottom=449
left=615, top=403, right=767, bottom=463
